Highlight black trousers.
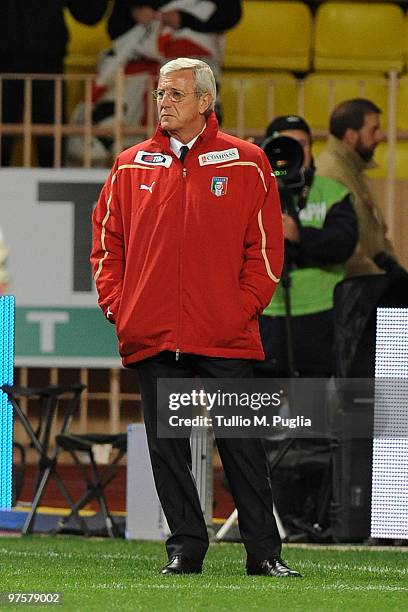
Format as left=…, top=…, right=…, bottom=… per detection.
left=134, top=351, right=281, bottom=563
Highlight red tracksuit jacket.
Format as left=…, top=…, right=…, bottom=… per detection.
left=91, top=112, right=283, bottom=365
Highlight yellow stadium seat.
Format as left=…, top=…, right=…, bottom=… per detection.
left=220, top=71, right=298, bottom=133
left=314, top=2, right=404, bottom=72
left=303, top=72, right=389, bottom=131
left=397, top=74, right=408, bottom=131
left=404, top=12, right=408, bottom=71
left=366, top=141, right=408, bottom=180
left=224, top=1, right=312, bottom=71
left=311, top=138, right=327, bottom=162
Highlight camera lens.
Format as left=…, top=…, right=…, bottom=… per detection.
left=261, top=135, right=304, bottom=187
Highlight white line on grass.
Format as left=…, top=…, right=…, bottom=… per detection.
left=88, top=583, right=408, bottom=593
left=286, top=544, right=408, bottom=553
left=295, top=560, right=408, bottom=576
left=0, top=548, right=157, bottom=562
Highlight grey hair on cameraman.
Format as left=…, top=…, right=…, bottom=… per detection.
left=160, top=58, right=216, bottom=115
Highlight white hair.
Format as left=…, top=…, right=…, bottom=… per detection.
left=159, top=57, right=216, bottom=113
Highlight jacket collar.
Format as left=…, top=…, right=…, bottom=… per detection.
left=326, top=134, right=377, bottom=172
left=150, top=111, right=219, bottom=154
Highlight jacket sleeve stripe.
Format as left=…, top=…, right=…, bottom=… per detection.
left=94, top=164, right=155, bottom=282
left=216, top=161, right=267, bottom=191
left=94, top=171, right=118, bottom=282
left=217, top=160, right=279, bottom=281
left=258, top=209, right=280, bottom=283
left=117, top=163, right=155, bottom=172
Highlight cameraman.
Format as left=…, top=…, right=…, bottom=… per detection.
left=258, top=116, right=358, bottom=376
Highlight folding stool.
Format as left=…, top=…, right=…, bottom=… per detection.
left=54, top=432, right=127, bottom=537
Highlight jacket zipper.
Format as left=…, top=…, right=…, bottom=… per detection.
left=176, top=165, right=188, bottom=361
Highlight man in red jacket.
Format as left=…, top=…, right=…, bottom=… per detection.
left=91, top=57, right=300, bottom=578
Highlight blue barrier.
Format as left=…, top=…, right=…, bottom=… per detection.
left=0, top=296, right=15, bottom=509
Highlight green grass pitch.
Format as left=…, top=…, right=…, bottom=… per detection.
left=0, top=537, right=407, bottom=611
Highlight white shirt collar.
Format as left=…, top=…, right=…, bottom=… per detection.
left=170, top=124, right=206, bottom=158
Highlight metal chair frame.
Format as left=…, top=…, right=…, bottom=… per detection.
left=0, top=383, right=86, bottom=535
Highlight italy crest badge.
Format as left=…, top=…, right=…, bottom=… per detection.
left=210, top=176, right=228, bottom=197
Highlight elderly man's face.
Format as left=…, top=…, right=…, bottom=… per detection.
left=156, top=69, right=210, bottom=142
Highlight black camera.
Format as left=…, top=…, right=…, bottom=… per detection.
left=261, top=135, right=305, bottom=191
left=260, top=134, right=313, bottom=215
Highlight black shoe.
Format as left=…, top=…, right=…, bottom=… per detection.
left=161, top=555, right=203, bottom=575
left=246, top=556, right=302, bottom=577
